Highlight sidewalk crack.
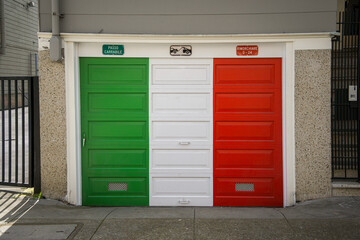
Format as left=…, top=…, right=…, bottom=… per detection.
left=89, top=208, right=117, bottom=240
left=277, top=209, right=295, bottom=232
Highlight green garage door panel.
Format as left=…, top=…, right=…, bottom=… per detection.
left=80, top=58, right=149, bottom=206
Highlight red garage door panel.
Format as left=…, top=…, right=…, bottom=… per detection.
left=215, top=122, right=275, bottom=141
left=215, top=64, right=276, bottom=85
left=214, top=58, right=283, bottom=207
left=215, top=149, right=274, bottom=169
left=216, top=178, right=274, bottom=196
left=215, top=93, right=275, bottom=113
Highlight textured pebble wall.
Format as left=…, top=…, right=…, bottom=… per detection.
left=295, top=49, right=332, bottom=202
left=332, top=188, right=360, bottom=196
left=39, top=50, right=67, bottom=200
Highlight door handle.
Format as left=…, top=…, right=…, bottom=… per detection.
left=82, top=133, right=86, bottom=147
left=179, top=141, right=190, bottom=145
left=179, top=199, right=190, bottom=204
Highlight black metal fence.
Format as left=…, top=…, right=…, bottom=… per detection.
left=331, top=11, right=360, bottom=181
left=0, top=77, right=40, bottom=193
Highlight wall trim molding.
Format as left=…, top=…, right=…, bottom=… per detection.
left=38, top=32, right=334, bottom=44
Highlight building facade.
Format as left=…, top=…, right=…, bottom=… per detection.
left=0, top=0, right=38, bottom=76
left=38, top=0, right=339, bottom=207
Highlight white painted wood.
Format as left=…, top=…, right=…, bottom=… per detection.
left=152, top=64, right=210, bottom=85
left=39, top=32, right=333, bottom=47
left=293, top=38, right=331, bottom=50
left=151, top=121, right=211, bottom=146
left=65, top=41, right=81, bottom=205
left=77, top=42, right=285, bottom=58
left=149, top=58, right=213, bottom=206
left=284, top=42, right=296, bottom=206
left=152, top=149, right=211, bottom=170
left=152, top=92, right=211, bottom=116
left=150, top=176, right=212, bottom=206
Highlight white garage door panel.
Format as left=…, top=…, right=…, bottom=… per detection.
left=152, top=65, right=210, bottom=85
left=152, top=121, right=211, bottom=142
left=152, top=149, right=211, bottom=169
left=149, top=59, right=213, bottom=206
left=152, top=177, right=211, bottom=196
left=151, top=197, right=212, bottom=206
left=152, top=93, right=211, bottom=115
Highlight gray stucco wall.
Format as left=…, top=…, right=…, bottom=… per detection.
left=39, top=0, right=337, bottom=34
left=295, top=49, right=332, bottom=202
left=39, top=50, right=67, bottom=200
left=0, top=0, right=38, bottom=76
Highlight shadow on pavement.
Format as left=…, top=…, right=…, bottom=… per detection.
left=0, top=191, right=78, bottom=240
left=0, top=191, right=38, bottom=223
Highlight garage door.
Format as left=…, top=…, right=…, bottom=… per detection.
left=149, top=59, right=213, bottom=206
left=213, top=58, right=283, bottom=207
left=80, top=58, right=149, bottom=206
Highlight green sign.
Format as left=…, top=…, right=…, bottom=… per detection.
left=102, top=45, right=124, bottom=55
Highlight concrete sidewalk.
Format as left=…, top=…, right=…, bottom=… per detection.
left=0, top=192, right=359, bottom=239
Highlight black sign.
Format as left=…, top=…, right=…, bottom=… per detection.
left=170, top=45, right=192, bottom=56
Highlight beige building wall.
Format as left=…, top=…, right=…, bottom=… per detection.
left=294, top=49, right=332, bottom=202
left=333, top=188, right=360, bottom=196
left=39, top=50, right=67, bottom=200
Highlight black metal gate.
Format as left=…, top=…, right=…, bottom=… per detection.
left=0, top=77, right=40, bottom=193
left=331, top=11, right=360, bottom=181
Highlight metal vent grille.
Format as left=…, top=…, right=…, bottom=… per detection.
left=108, top=183, right=128, bottom=191
left=235, top=183, right=254, bottom=192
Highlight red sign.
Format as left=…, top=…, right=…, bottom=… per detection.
left=236, top=45, right=259, bottom=56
